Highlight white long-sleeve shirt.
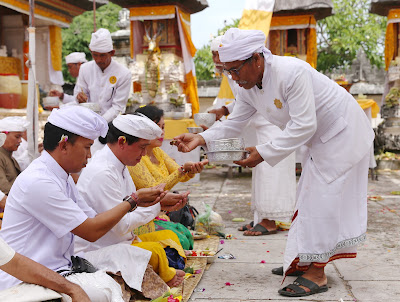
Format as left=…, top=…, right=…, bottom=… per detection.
left=75, top=145, right=161, bottom=253
left=201, top=55, right=374, bottom=184
left=76, top=60, right=131, bottom=122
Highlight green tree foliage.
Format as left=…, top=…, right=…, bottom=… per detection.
left=61, top=2, right=122, bottom=83
left=317, top=0, right=386, bottom=72
left=194, top=45, right=215, bottom=80
left=194, top=18, right=240, bottom=80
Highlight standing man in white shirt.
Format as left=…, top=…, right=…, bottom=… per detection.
left=0, top=106, right=167, bottom=301
left=48, top=52, right=87, bottom=104
left=173, top=28, right=374, bottom=298
left=76, top=114, right=189, bottom=288
left=208, top=36, right=296, bottom=236
left=76, top=28, right=131, bottom=122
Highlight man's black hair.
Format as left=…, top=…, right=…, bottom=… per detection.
left=98, top=120, right=140, bottom=145
left=43, top=122, right=79, bottom=152
left=135, top=105, right=164, bottom=124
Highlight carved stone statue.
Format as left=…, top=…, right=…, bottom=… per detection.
left=117, top=8, right=130, bottom=30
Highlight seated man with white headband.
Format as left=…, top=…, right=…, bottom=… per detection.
left=49, top=52, right=87, bottom=104
left=173, top=28, right=374, bottom=297
left=75, top=28, right=131, bottom=122
left=0, top=117, right=29, bottom=211
left=0, top=106, right=167, bottom=301
left=76, top=114, right=189, bottom=288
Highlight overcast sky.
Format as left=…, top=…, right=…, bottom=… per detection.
left=191, top=0, right=245, bottom=49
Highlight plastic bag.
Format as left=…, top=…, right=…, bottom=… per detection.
left=195, top=203, right=225, bottom=235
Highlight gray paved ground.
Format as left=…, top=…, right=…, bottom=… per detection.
left=174, top=167, right=400, bottom=302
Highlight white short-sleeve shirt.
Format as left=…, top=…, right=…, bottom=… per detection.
left=0, top=237, right=15, bottom=266
left=0, top=151, right=97, bottom=290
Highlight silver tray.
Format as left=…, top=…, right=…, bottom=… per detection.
left=205, top=150, right=249, bottom=164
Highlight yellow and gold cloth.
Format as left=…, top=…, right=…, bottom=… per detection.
left=128, top=147, right=194, bottom=191
left=385, top=9, right=400, bottom=70
left=0, top=0, right=82, bottom=25
left=270, top=15, right=317, bottom=68
left=49, top=26, right=62, bottom=72
left=163, top=118, right=196, bottom=139
left=357, top=99, right=380, bottom=118
left=129, top=5, right=199, bottom=114
left=0, top=57, right=22, bottom=79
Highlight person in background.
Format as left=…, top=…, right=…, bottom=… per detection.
left=49, top=52, right=87, bottom=104
left=0, top=117, right=29, bottom=211
left=75, top=28, right=131, bottom=122
left=208, top=36, right=296, bottom=236
left=12, top=129, right=30, bottom=172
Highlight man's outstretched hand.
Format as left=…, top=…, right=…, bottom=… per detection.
left=172, top=133, right=205, bottom=153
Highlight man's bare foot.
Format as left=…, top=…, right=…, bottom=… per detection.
left=285, top=264, right=327, bottom=293
left=166, top=270, right=185, bottom=287
left=244, top=219, right=276, bottom=236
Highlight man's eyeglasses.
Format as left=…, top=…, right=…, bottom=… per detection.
left=223, top=56, right=253, bottom=78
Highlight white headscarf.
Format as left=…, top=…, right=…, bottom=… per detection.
left=0, top=117, right=30, bottom=132
left=210, top=36, right=223, bottom=52
left=48, top=106, right=108, bottom=140
left=89, top=28, right=113, bottom=53
left=65, top=52, right=87, bottom=64
left=218, top=28, right=272, bottom=62
left=112, top=114, right=162, bottom=140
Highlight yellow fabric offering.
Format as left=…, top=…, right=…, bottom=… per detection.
left=132, top=230, right=186, bottom=283
left=357, top=99, right=380, bottom=118
left=385, top=9, right=400, bottom=70
left=128, top=147, right=194, bottom=191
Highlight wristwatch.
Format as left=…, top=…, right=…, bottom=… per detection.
left=123, top=195, right=138, bottom=212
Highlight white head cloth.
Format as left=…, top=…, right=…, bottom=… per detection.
left=210, top=36, right=223, bottom=52
left=0, top=116, right=30, bottom=132
left=89, top=28, right=113, bottom=53
left=218, top=28, right=272, bottom=62
left=48, top=106, right=108, bottom=140
left=112, top=114, right=162, bottom=140
left=65, top=52, right=87, bottom=64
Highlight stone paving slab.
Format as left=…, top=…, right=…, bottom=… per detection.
left=190, top=263, right=350, bottom=301
left=184, top=167, right=400, bottom=302
left=347, top=280, right=400, bottom=302
left=215, top=235, right=287, bottom=264
left=223, top=226, right=290, bottom=241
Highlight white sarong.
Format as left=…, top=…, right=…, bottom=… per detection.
left=283, top=150, right=369, bottom=272
left=250, top=113, right=296, bottom=223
